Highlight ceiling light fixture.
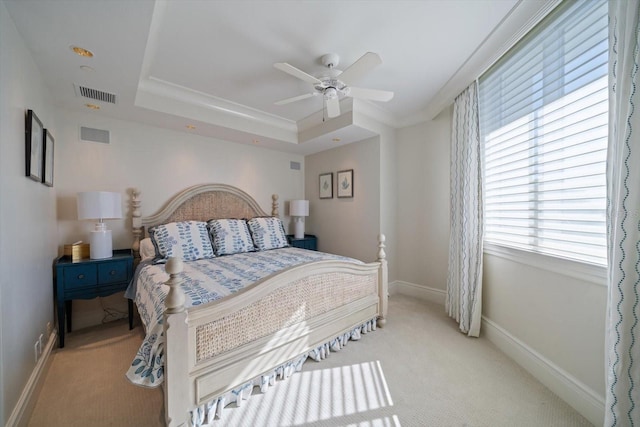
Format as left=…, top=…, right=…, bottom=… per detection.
left=332, top=138, right=341, bottom=142
left=85, top=103, right=100, bottom=110
left=252, top=139, right=260, bottom=144
left=71, top=46, right=94, bottom=57
left=185, top=125, right=196, bottom=130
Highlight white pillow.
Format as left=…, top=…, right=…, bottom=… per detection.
left=149, top=221, right=215, bottom=261
left=207, top=219, right=255, bottom=256
left=247, top=217, right=289, bottom=251
left=139, top=238, right=156, bottom=261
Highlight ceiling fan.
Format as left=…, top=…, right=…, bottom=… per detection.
left=273, top=52, right=394, bottom=118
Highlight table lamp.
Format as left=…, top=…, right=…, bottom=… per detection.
left=290, top=200, right=309, bottom=239
left=77, top=191, right=122, bottom=259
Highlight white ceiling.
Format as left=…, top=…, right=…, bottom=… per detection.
left=4, top=0, right=549, bottom=155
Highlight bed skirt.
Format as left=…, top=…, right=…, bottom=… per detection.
left=189, top=318, right=378, bottom=426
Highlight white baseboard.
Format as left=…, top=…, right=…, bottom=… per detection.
left=482, top=316, right=604, bottom=426
left=6, top=331, right=57, bottom=427
left=390, top=280, right=446, bottom=306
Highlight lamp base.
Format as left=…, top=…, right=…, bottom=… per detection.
left=89, top=228, right=113, bottom=259
left=294, top=217, right=305, bottom=239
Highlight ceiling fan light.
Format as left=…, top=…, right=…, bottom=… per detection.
left=325, top=87, right=338, bottom=99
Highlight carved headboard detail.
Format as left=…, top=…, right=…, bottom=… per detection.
left=131, top=183, right=279, bottom=261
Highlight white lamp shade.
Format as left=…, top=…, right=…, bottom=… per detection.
left=77, top=191, right=122, bottom=220
left=290, top=200, right=309, bottom=217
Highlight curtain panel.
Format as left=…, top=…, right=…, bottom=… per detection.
left=446, top=81, right=483, bottom=337
left=605, top=0, right=640, bottom=425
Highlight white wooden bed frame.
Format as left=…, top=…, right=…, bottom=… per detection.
left=131, top=183, right=388, bottom=426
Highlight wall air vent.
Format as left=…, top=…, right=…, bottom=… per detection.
left=74, top=84, right=117, bottom=104
left=80, top=126, right=110, bottom=144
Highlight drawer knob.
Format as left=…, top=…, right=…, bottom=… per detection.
left=77, top=274, right=85, bottom=279
left=110, top=270, right=117, bottom=276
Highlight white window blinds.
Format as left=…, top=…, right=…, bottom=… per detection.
left=478, top=0, right=608, bottom=266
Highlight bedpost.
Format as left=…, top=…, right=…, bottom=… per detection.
left=165, top=257, right=185, bottom=313
left=377, top=234, right=388, bottom=328
left=132, top=188, right=142, bottom=263
left=271, top=194, right=279, bottom=217
left=164, top=257, right=189, bottom=427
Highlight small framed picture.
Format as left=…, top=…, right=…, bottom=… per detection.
left=42, top=129, right=54, bottom=187
left=319, top=172, right=333, bottom=199
left=25, top=110, right=44, bottom=182
left=337, top=169, right=354, bottom=198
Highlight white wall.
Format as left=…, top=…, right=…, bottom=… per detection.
left=55, top=110, right=305, bottom=329
left=305, top=137, right=381, bottom=265
left=0, top=2, right=58, bottom=423
left=483, top=253, right=607, bottom=423
left=396, top=109, right=451, bottom=291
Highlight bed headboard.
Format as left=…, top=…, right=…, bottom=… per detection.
left=131, top=183, right=279, bottom=260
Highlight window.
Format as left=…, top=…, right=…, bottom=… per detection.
left=478, top=0, right=608, bottom=266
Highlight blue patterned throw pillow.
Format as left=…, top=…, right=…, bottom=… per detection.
left=247, top=217, right=289, bottom=251
left=207, top=219, right=256, bottom=256
left=148, top=221, right=214, bottom=262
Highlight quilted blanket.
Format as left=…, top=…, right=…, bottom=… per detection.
left=126, top=247, right=357, bottom=387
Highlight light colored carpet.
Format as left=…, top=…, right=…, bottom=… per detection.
left=28, top=295, right=593, bottom=426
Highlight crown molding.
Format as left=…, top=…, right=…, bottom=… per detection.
left=414, top=0, right=562, bottom=123
left=135, top=77, right=299, bottom=143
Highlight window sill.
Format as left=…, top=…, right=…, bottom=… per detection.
left=483, top=242, right=607, bottom=286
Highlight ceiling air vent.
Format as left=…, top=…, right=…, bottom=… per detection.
left=74, top=84, right=117, bottom=104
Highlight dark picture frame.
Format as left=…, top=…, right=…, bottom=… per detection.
left=25, top=110, right=44, bottom=182
left=337, top=169, right=354, bottom=198
left=319, top=172, right=333, bottom=199
left=42, top=129, right=54, bottom=187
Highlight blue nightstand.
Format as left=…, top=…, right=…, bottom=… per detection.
left=287, top=234, right=317, bottom=251
left=54, top=249, right=134, bottom=348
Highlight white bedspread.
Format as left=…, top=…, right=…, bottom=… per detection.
left=126, top=247, right=358, bottom=387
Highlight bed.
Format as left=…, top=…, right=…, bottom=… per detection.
left=127, top=183, right=388, bottom=426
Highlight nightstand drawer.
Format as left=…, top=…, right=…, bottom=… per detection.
left=63, top=265, right=97, bottom=289
left=98, top=261, right=128, bottom=284
left=286, top=234, right=317, bottom=251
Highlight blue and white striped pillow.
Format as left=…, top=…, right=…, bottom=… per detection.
left=207, top=219, right=255, bottom=256
left=149, top=221, right=214, bottom=262
left=247, top=217, right=289, bottom=251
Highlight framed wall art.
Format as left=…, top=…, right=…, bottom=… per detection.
left=337, top=169, right=354, bottom=198
left=25, top=109, right=44, bottom=182
left=319, top=172, right=333, bottom=199
left=42, top=129, right=54, bottom=187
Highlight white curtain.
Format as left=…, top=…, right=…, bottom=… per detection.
left=446, top=81, right=483, bottom=337
left=605, top=1, right=640, bottom=425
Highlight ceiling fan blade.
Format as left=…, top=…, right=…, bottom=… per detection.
left=347, top=86, right=394, bottom=102
left=338, top=52, right=382, bottom=85
left=274, top=92, right=317, bottom=105
left=325, top=96, right=340, bottom=118
left=274, top=62, right=322, bottom=84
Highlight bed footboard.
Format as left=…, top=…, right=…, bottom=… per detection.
left=163, top=235, right=388, bottom=427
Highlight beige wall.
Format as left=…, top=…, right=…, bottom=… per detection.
left=355, top=115, right=398, bottom=282
left=396, top=109, right=451, bottom=291
left=0, top=3, right=58, bottom=422
left=304, top=136, right=381, bottom=265
left=54, top=110, right=305, bottom=329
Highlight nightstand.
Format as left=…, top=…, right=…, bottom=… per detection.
left=54, top=249, right=134, bottom=348
left=287, top=234, right=317, bottom=251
